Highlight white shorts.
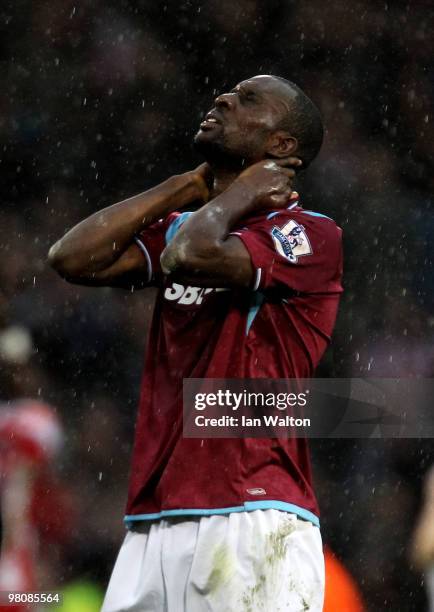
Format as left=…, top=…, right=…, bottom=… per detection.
left=102, top=510, right=325, bottom=612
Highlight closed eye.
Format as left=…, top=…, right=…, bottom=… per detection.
left=239, top=89, right=258, bottom=103
left=229, top=87, right=256, bottom=97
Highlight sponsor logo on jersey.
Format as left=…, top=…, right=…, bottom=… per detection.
left=164, top=282, right=228, bottom=305
left=271, top=220, right=312, bottom=263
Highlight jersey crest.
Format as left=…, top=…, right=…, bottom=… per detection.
left=271, top=220, right=312, bottom=263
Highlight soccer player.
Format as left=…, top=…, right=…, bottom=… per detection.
left=0, top=401, right=64, bottom=610
left=49, top=75, right=343, bottom=611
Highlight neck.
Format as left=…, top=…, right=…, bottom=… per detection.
left=209, top=160, right=249, bottom=198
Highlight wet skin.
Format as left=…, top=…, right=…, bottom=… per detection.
left=194, top=75, right=299, bottom=165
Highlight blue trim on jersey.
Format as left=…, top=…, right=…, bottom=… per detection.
left=266, top=211, right=281, bottom=220
left=165, top=211, right=193, bottom=245
left=266, top=202, right=299, bottom=220
left=302, top=210, right=333, bottom=221
left=123, top=500, right=319, bottom=527
left=246, top=292, right=265, bottom=335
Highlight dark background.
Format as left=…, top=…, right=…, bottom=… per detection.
left=0, top=1, right=433, bottom=610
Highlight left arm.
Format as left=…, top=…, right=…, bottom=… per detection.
left=160, top=159, right=298, bottom=288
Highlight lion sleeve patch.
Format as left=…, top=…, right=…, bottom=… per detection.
left=271, top=220, right=313, bottom=263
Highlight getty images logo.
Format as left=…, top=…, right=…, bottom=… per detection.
left=164, top=282, right=229, bottom=305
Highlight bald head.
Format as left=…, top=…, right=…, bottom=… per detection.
left=195, top=74, right=324, bottom=169
left=250, top=75, right=324, bottom=168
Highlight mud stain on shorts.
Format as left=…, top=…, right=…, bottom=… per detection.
left=206, top=543, right=235, bottom=594
left=241, top=518, right=300, bottom=611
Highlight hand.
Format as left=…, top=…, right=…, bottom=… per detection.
left=185, top=162, right=213, bottom=204
left=236, top=157, right=302, bottom=209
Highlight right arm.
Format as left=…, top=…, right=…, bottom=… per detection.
left=48, top=167, right=209, bottom=287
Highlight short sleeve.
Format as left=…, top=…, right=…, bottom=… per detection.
left=134, top=211, right=193, bottom=284
left=231, top=210, right=343, bottom=294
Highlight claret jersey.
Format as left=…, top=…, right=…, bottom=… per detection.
left=125, top=199, right=343, bottom=527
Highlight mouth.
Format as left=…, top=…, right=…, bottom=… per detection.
left=199, top=111, right=223, bottom=131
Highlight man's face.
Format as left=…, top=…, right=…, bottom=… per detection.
left=194, top=75, right=293, bottom=165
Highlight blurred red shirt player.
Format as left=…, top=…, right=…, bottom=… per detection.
left=0, top=401, right=64, bottom=611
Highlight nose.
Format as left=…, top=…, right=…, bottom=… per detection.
left=214, top=92, right=234, bottom=110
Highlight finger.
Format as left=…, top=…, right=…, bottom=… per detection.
left=268, top=194, right=290, bottom=208
left=271, top=189, right=295, bottom=207
left=278, top=167, right=297, bottom=178
left=197, top=162, right=213, bottom=184
left=275, top=157, right=303, bottom=169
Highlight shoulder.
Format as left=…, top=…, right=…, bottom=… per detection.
left=244, top=206, right=342, bottom=242
left=240, top=206, right=342, bottom=267
left=271, top=207, right=338, bottom=226
left=290, top=209, right=342, bottom=242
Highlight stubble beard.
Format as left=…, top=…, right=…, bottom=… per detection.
left=193, top=133, right=253, bottom=171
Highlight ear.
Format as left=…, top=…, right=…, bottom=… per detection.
left=266, top=131, right=298, bottom=158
